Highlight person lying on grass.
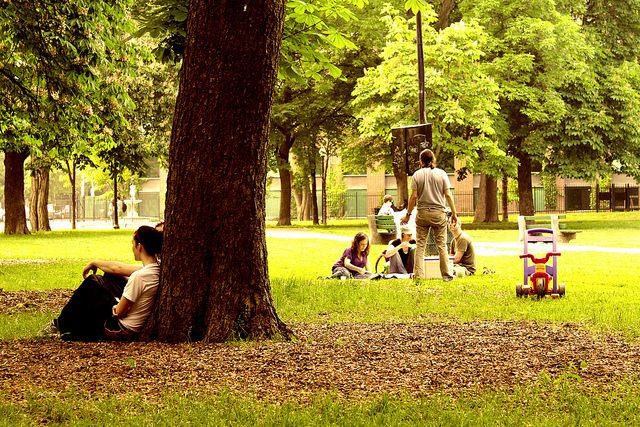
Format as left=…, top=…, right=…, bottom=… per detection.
left=45, top=225, right=162, bottom=341
left=330, top=232, right=372, bottom=279
left=384, top=226, right=416, bottom=275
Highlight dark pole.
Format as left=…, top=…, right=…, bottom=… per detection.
left=416, top=12, right=426, bottom=124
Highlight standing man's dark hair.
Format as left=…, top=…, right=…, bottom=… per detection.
left=420, top=149, right=436, bottom=169
left=401, top=148, right=458, bottom=281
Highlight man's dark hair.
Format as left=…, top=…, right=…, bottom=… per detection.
left=420, top=149, right=436, bottom=169
left=133, top=226, right=163, bottom=256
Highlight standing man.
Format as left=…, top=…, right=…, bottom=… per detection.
left=401, top=149, right=458, bottom=281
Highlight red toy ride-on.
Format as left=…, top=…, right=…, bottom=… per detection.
left=517, top=228, right=566, bottom=298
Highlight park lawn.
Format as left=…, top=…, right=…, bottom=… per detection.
left=2, top=376, right=640, bottom=426
left=1, top=223, right=640, bottom=425
left=1, top=224, right=640, bottom=339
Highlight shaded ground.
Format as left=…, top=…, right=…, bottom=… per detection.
left=1, top=321, right=639, bottom=402
left=0, top=289, right=72, bottom=315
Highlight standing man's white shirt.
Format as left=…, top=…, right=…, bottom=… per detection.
left=120, top=262, right=160, bottom=331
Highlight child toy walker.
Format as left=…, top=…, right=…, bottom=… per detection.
left=516, top=228, right=566, bottom=298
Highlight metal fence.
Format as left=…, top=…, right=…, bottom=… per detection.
left=335, top=184, right=640, bottom=218
left=38, top=183, right=639, bottom=223
left=46, top=193, right=163, bottom=222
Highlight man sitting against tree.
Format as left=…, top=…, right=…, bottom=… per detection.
left=449, top=221, right=476, bottom=276
left=384, top=226, right=416, bottom=274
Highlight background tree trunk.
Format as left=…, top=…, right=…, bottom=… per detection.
left=473, top=174, right=498, bottom=223
left=437, top=0, right=456, bottom=30
left=321, top=155, right=328, bottom=225
left=516, top=152, right=535, bottom=216
left=293, top=187, right=303, bottom=220
left=29, top=167, right=51, bottom=231
left=3, top=150, right=30, bottom=235
left=393, top=167, right=409, bottom=208
left=302, top=184, right=311, bottom=220
left=310, top=165, right=319, bottom=225
left=29, top=172, right=39, bottom=230
left=276, top=135, right=294, bottom=225
left=501, top=174, right=509, bottom=222
left=145, top=0, right=290, bottom=343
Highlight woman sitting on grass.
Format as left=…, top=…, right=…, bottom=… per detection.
left=47, top=225, right=162, bottom=341
left=330, top=232, right=372, bottom=279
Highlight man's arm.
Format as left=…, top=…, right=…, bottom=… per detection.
left=112, top=296, right=134, bottom=318
left=401, top=192, right=417, bottom=224
left=444, top=188, right=458, bottom=226
left=83, top=261, right=141, bottom=278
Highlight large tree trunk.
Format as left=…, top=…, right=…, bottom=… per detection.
left=473, top=174, right=498, bottom=223
left=501, top=174, right=509, bottom=222
left=145, top=0, right=290, bottom=343
left=29, top=167, right=51, bottom=231
left=3, top=150, right=30, bottom=235
left=276, top=134, right=294, bottom=225
left=516, top=152, right=535, bottom=216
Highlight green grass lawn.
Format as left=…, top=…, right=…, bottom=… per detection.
left=2, top=213, right=640, bottom=425
left=1, top=216, right=640, bottom=337
left=3, top=376, right=640, bottom=426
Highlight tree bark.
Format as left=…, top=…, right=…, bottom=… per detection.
left=473, top=174, right=498, bottom=223
left=437, top=0, right=456, bottom=30
left=3, top=150, right=30, bottom=235
left=29, top=167, right=51, bottom=231
left=293, top=186, right=303, bottom=220
left=303, top=183, right=312, bottom=220
left=393, top=167, right=409, bottom=208
left=144, top=0, right=291, bottom=343
left=321, top=155, right=328, bottom=225
left=516, top=152, right=535, bottom=216
left=64, top=159, right=77, bottom=230
left=501, top=174, right=509, bottom=222
left=310, top=162, right=319, bottom=225
left=276, top=134, right=294, bottom=225
left=29, top=172, right=38, bottom=230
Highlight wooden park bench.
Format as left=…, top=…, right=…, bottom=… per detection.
left=518, top=214, right=581, bottom=243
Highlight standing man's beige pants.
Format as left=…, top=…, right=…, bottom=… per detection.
left=414, top=209, right=450, bottom=279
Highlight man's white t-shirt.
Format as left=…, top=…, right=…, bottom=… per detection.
left=120, top=262, right=160, bottom=332
left=411, top=167, right=451, bottom=211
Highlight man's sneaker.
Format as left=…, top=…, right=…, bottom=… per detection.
left=442, top=275, right=454, bottom=282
